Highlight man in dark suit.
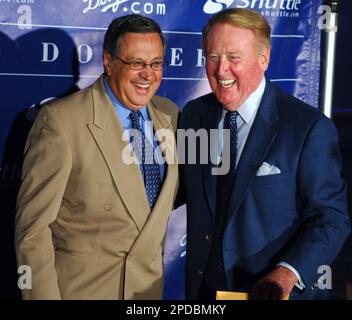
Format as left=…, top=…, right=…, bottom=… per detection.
left=179, top=8, right=350, bottom=300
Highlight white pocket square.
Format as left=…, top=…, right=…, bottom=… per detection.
left=256, top=162, right=281, bottom=176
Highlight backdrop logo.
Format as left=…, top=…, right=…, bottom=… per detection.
left=203, top=0, right=233, bottom=14
left=0, top=0, right=34, bottom=4
left=82, top=0, right=167, bottom=15
left=203, top=0, right=302, bottom=17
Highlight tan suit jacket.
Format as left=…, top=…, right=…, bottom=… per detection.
left=15, top=75, right=179, bottom=300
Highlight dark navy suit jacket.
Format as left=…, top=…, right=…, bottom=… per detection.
left=179, top=80, right=350, bottom=300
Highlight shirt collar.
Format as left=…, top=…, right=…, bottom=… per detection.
left=221, top=77, right=266, bottom=126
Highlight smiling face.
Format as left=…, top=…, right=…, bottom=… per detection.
left=205, top=23, right=270, bottom=111
left=103, top=32, right=164, bottom=111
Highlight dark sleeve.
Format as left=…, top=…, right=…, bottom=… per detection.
left=280, top=116, right=351, bottom=288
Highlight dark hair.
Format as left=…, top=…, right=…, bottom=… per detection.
left=103, top=14, right=165, bottom=59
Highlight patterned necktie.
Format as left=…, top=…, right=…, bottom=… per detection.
left=129, top=110, right=161, bottom=209
left=203, top=111, right=238, bottom=291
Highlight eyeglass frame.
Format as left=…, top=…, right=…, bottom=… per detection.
left=115, top=56, right=165, bottom=71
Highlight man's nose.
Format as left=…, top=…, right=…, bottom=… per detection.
left=216, top=57, right=230, bottom=76
left=139, top=65, right=155, bottom=79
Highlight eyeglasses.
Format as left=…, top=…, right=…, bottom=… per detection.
left=116, top=56, right=164, bottom=71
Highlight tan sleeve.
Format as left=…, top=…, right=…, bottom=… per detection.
left=15, top=105, right=72, bottom=300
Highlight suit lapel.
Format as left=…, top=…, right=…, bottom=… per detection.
left=127, top=98, right=179, bottom=259
left=225, top=81, right=279, bottom=225
left=147, top=100, right=174, bottom=164
left=201, top=98, right=222, bottom=218
left=87, top=76, right=150, bottom=231
left=147, top=98, right=178, bottom=212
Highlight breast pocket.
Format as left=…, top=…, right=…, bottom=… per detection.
left=249, top=175, right=297, bottom=240
left=252, top=173, right=288, bottom=186
left=250, top=173, right=296, bottom=224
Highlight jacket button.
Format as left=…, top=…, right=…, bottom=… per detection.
left=205, top=234, right=212, bottom=241
left=197, top=270, right=203, bottom=277
left=104, top=204, right=112, bottom=211
left=117, top=252, right=127, bottom=257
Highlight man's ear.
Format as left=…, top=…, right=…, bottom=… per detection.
left=260, top=46, right=271, bottom=71
left=103, top=51, right=113, bottom=75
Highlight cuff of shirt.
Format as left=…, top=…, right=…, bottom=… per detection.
left=277, top=261, right=305, bottom=290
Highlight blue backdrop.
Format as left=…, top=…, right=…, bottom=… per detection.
left=0, top=0, right=324, bottom=299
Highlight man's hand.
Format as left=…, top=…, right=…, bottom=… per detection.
left=251, top=266, right=298, bottom=300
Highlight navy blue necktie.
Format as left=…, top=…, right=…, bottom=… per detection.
left=203, top=111, right=238, bottom=291
left=129, top=110, right=161, bottom=209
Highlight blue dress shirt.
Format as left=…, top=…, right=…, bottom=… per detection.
left=103, top=78, right=165, bottom=182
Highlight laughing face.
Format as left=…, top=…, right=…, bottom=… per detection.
left=103, top=32, right=164, bottom=111
left=205, top=23, right=270, bottom=111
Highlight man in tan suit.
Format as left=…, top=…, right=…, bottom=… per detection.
left=15, top=14, right=179, bottom=300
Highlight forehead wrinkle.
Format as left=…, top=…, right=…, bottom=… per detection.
left=122, top=56, right=164, bottom=61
